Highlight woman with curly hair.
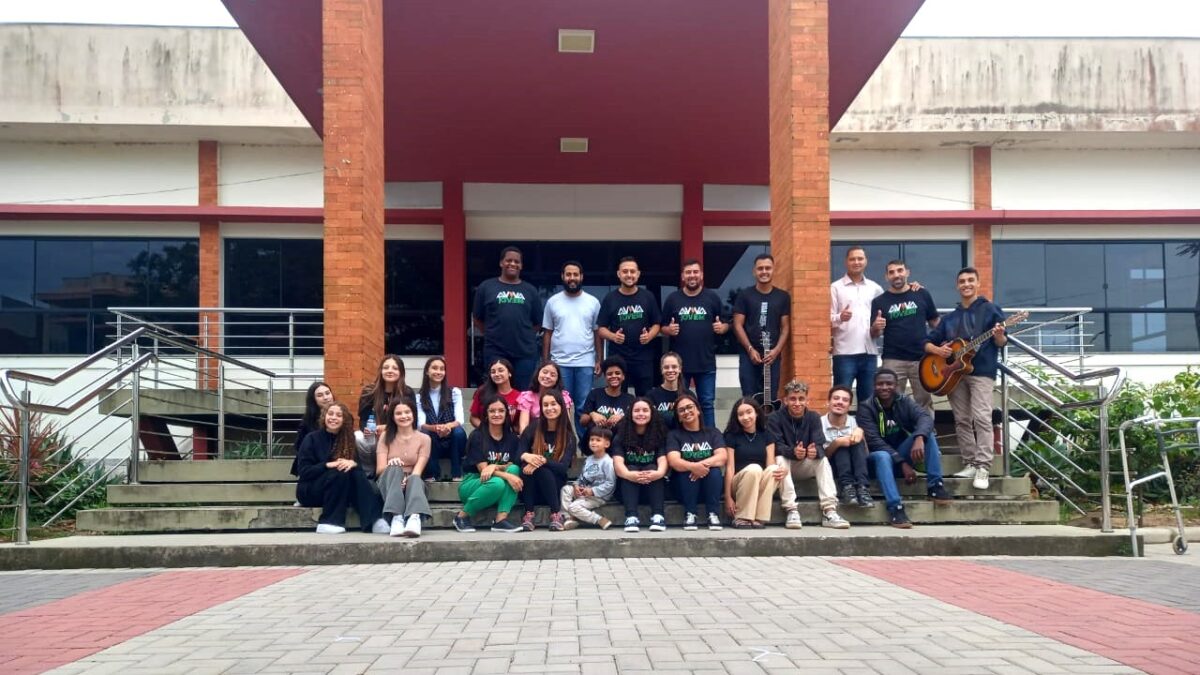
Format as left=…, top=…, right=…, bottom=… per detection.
left=295, top=401, right=387, bottom=535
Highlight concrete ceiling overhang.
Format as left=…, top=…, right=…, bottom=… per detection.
left=222, top=0, right=923, bottom=184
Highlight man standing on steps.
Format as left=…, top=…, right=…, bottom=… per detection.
left=472, top=246, right=542, bottom=388
left=732, top=253, right=791, bottom=400
left=597, top=257, right=661, bottom=396
left=870, top=260, right=940, bottom=416
left=661, top=259, right=727, bottom=428
left=830, top=246, right=884, bottom=406
left=765, top=380, right=850, bottom=530
left=924, top=267, right=1007, bottom=491
left=543, top=260, right=602, bottom=418
left=856, top=369, right=952, bottom=529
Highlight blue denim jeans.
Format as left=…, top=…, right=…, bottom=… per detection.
left=422, top=426, right=467, bottom=480
left=832, top=353, right=878, bottom=407
left=868, top=433, right=944, bottom=509
left=558, top=365, right=596, bottom=415
left=684, top=371, right=717, bottom=428
left=673, top=467, right=724, bottom=516
left=738, top=351, right=782, bottom=398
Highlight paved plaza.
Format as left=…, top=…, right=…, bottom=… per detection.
left=0, top=549, right=1197, bottom=674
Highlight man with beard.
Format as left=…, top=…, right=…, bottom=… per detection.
left=597, top=257, right=662, bottom=396
left=473, top=246, right=543, bottom=388
left=732, top=253, right=791, bottom=399
left=542, top=260, right=601, bottom=416
left=870, top=260, right=940, bottom=415
left=661, top=259, right=728, bottom=427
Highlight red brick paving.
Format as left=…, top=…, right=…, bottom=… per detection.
left=838, top=558, right=1200, bottom=675
left=0, top=568, right=304, bottom=674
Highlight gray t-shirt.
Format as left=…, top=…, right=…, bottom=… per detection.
left=543, top=290, right=601, bottom=367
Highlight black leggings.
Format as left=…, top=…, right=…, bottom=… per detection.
left=296, top=467, right=382, bottom=531
left=619, top=477, right=666, bottom=518
left=521, top=463, right=568, bottom=512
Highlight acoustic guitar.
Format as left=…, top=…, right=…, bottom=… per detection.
left=918, top=310, right=1028, bottom=396
left=752, top=302, right=781, bottom=412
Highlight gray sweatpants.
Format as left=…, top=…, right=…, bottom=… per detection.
left=377, top=466, right=431, bottom=519
left=948, top=375, right=995, bottom=469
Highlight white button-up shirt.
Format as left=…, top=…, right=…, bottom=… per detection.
left=820, top=413, right=858, bottom=444
left=830, top=274, right=884, bottom=356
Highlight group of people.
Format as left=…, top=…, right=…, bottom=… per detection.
left=290, top=244, right=1011, bottom=534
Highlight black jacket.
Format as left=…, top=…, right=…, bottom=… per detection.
left=295, top=429, right=337, bottom=483
left=855, top=394, right=934, bottom=464
left=765, top=408, right=827, bottom=460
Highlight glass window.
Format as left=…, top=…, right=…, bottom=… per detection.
left=703, top=242, right=770, bottom=354
left=0, top=239, right=35, bottom=309
left=385, top=240, right=444, bottom=354
left=145, top=240, right=200, bottom=306
left=994, top=243, right=1047, bottom=307
left=92, top=240, right=150, bottom=309
left=1165, top=313, right=1200, bottom=352
left=224, top=240, right=282, bottom=307
left=901, top=242, right=968, bottom=308
left=280, top=240, right=323, bottom=308
left=1105, top=242, right=1164, bottom=309
left=43, top=312, right=90, bottom=354
left=1045, top=243, right=1105, bottom=309
left=35, top=240, right=92, bottom=310
left=0, top=312, right=37, bottom=353
left=1107, top=312, right=1169, bottom=352
left=1165, top=241, right=1199, bottom=310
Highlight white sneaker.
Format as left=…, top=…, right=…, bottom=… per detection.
left=371, top=518, right=390, bottom=534
left=403, top=514, right=421, bottom=538
left=785, top=510, right=802, bottom=529
left=822, top=511, right=851, bottom=529
left=649, top=514, right=667, bottom=532
left=389, top=516, right=405, bottom=537
left=624, top=516, right=640, bottom=532
left=315, top=523, right=346, bottom=534
left=683, top=513, right=698, bottom=531
left=708, top=512, right=723, bottom=531
left=952, top=465, right=978, bottom=479
left=972, top=467, right=990, bottom=490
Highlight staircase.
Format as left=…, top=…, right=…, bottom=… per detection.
left=77, top=452, right=1057, bottom=533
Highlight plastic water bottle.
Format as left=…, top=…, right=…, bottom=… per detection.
left=365, top=413, right=377, bottom=437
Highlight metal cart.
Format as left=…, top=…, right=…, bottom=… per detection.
left=1117, top=415, right=1199, bottom=557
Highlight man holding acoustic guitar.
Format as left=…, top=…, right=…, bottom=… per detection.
left=921, top=266, right=1015, bottom=491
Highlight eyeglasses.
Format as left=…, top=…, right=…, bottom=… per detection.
left=676, top=404, right=698, bottom=413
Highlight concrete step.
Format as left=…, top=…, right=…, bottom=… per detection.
left=76, top=498, right=1059, bottom=534
left=106, top=475, right=1033, bottom=505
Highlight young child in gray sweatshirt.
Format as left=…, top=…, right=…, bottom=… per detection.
left=560, top=428, right=617, bottom=530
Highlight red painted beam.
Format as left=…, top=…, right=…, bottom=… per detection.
left=0, top=204, right=444, bottom=224
left=681, top=183, right=704, bottom=265
left=442, top=182, right=468, bottom=387
left=702, top=209, right=1200, bottom=227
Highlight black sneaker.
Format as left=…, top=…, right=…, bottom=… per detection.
left=453, top=514, right=476, bottom=533
left=888, top=505, right=912, bottom=529
left=492, top=519, right=522, bottom=533
left=839, top=485, right=858, bottom=507
left=927, top=483, right=953, bottom=505
left=855, top=485, right=874, bottom=509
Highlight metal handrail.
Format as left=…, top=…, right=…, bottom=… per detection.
left=0, top=327, right=147, bottom=399
left=1000, top=334, right=1126, bottom=532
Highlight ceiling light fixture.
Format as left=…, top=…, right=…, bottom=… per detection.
left=558, top=29, right=595, bottom=53
left=560, top=137, right=589, bottom=153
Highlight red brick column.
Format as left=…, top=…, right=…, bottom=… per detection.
left=197, top=141, right=220, bottom=391
left=443, top=181, right=467, bottom=386
left=768, top=0, right=831, bottom=403
left=971, top=146, right=994, bottom=298
left=322, top=0, right=386, bottom=401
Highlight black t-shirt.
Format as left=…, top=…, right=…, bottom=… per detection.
left=612, top=430, right=665, bottom=471
left=472, top=278, right=543, bottom=360
left=516, top=425, right=577, bottom=467
left=662, top=289, right=724, bottom=373
left=580, top=388, right=635, bottom=424
left=667, top=427, right=724, bottom=463
left=646, top=386, right=695, bottom=429
left=597, top=287, right=662, bottom=364
left=871, top=287, right=939, bottom=361
left=464, top=428, right=519, bottom=469
left=724, top=430, right=771, bottom=474
left=732, top=286, right=791, bottom=352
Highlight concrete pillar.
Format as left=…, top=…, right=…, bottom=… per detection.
left=321, top=0, right=386, bottom=402
left=443, top=181, right=467, bottom=387
left=971, top=146, right=994, bottom=298
left=768, top=0, right=832, bottom=402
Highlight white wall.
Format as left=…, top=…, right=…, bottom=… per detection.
left=0, top=142, right=198, bottom=205
left=993, top=149, right=1200, bottom=210
left=830, top=149, right=972, bottom=211
left=217, top=144, right=323, bottom=207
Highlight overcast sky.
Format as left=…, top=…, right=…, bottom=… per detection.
left=1, top=0, right=1198, bottom=37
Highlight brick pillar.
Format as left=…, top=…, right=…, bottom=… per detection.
left=681, top=182, right=704, bottom=267
left=971, top=146, right=994, bottom=299
left=322, top=0, right=386, bottom=401
left=443, top=181, right=467, bottom=387
left=768, top=0, right=831, bottom=403
left=197, top=141, right=220, bottom=394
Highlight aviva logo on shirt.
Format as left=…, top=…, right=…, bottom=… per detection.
left=677, top=306, right=709, bottom=321
left=886, top=301, right=919, bottom=320
left=616, top=305, right=645, bottom=320
left=679, top=441, right=713, bottom=460
left=496, top=291, right=527, bottom=304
